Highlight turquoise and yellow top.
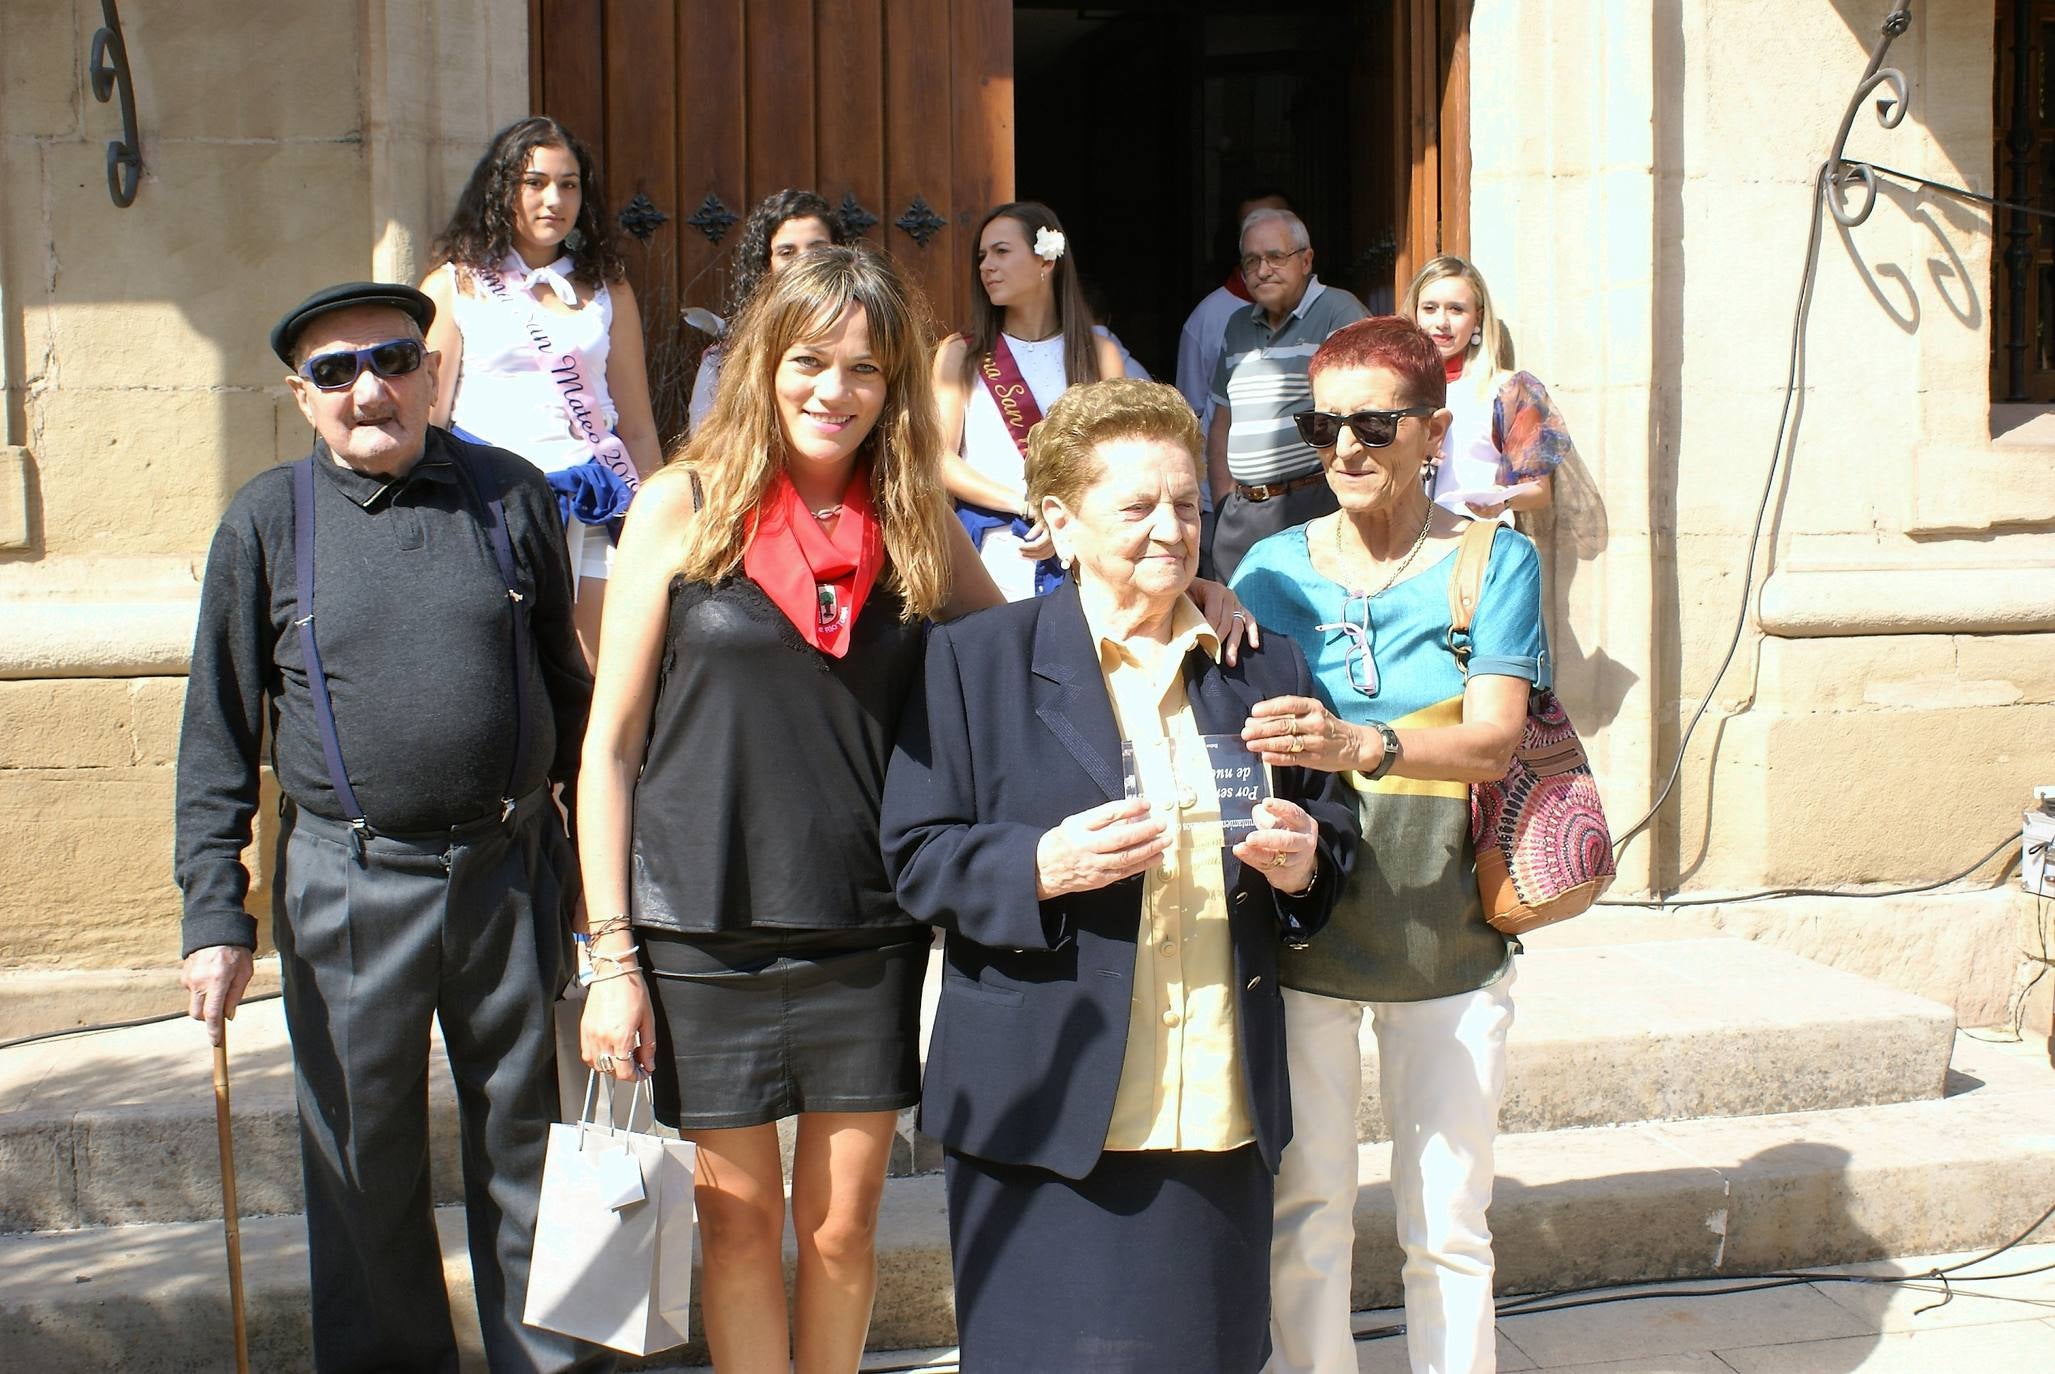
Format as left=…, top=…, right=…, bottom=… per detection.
left=1231, top=520, right=1546, bottom=1003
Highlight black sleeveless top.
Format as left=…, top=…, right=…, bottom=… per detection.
left=630, top=573, right=927, bottom=933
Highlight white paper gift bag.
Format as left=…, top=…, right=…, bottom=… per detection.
left=523, top=1075, right=697, bottom=1355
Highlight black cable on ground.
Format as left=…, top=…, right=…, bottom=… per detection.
left=1599, top=831, right=2019, bottom=908
left=0, top=991, right=282, bottom=1054
left=1351, top=1199, right=2055, bottom=1344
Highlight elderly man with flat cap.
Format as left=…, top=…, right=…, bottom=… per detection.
left=174, top=282, right=605, bottom=1372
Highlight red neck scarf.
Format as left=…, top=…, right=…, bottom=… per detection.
left=742, top=468, right=884, bottom=657
left=1443, top=354, right=1466, bottom=383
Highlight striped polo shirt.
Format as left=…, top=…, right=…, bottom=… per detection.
left=1208, top=278, right=1369, bottom=485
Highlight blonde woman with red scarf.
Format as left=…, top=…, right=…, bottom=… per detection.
left=577, top=244, right=1252, bottom=1372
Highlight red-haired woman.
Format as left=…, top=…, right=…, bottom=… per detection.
left=1228, top=316, right=1548, bottom=1374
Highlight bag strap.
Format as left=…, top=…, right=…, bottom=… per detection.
left=451, top=450, right=531, bottom=818
left=1443, top=518, right=1499, bottom=676
left=291, top=459, right=370, bottom=834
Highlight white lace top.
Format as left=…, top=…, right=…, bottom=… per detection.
left=446, top=255, right=618, bottom=475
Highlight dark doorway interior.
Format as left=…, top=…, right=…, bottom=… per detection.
left=1013, top=0, right=1395, bottom=381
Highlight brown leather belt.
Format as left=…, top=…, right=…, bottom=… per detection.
left=1233, top=470, right=1326, bottom=503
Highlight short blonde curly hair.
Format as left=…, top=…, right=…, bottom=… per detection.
left=1025, top=378, right=1202, bottom=514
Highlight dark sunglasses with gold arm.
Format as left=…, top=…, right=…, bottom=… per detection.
left=1292, top=405, right=1438, bottom=450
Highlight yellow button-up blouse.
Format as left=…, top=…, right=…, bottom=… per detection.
left=1087, top=594, right=1255, bottom=1153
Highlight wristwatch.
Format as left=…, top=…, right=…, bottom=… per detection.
left=1362, top=720, right=1401, bottom=781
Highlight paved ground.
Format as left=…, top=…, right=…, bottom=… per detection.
left=697, top=1240, right=2055, bottom=1374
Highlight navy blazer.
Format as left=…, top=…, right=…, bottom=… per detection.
left=882, top=582, right=1358, bottom=1180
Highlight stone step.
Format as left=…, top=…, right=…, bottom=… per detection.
left=0, top=964, right=283, bottom=1043
left=0, top=938, right=1954, bottom=1231
left=1, top=1032, right=2046, bottom=1372
left=1365, top=937, right=1956, bottom=1141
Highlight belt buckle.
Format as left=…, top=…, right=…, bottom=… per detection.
left=1244, top=482, right=1273, bottom=503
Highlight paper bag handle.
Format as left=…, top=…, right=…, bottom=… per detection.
left=578, top=1070, right=657, bottom=1144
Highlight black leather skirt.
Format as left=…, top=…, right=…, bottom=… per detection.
left=641, top=924, right=928, bottom=1129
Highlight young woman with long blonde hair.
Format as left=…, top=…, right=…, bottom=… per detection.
left=576, top=244, right=993, bottom=1372
left=1401, top=255, right=1579, bottom=524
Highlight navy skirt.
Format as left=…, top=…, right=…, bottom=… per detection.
left=642, top=925, right=927, bottom=1130
left=944, top=1144, right=1273, bottom=1374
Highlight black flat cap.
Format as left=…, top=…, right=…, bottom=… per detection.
left=271, top=281, right=437, bottom=366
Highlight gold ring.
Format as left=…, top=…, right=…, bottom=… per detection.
left=1270, top=852, right=1288, bottom=869
left=1289, top=737, right=1303, bottom=754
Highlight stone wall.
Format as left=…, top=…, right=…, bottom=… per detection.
left=0, top=0, right=526, bottom=988
left=1470, top=0, right=2053, bottom=1031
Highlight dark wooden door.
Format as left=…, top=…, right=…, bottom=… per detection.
left=1390, top=0, right=1471, bottom=291
left=1994, top=0, right=2055, bottom=403
left=531, top=0, right=1012, bottom=425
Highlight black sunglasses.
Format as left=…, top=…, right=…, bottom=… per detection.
left=299, top=338, right=426, bottom=391
left=1292, top=405, right=1438, bottom=450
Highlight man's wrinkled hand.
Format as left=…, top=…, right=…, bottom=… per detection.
left=181, top=945, right=254, bottom=1045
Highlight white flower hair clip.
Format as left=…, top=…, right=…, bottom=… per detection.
left=1033, top=226, right=1067, bottom=263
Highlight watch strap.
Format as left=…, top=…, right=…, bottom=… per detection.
left=1363, top=720, right=1401, bottom=781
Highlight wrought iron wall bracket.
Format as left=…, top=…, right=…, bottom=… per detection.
left=88, top=0, right=142, bottom=208
left=1823, top=7, right=1912, bottom=229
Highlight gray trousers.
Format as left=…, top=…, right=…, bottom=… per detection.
left=1209, top=479, right=1340, bottom=582
left=275, top=792, right=607, bottom=1374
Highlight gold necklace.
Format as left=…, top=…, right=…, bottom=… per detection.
left=1334, top=500, right=1433, bottom=597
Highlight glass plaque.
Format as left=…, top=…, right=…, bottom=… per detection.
left=1120, top=734, right=1271, bottom=838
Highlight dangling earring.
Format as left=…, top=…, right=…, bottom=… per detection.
left=563, top=226, right=586, bottom=253
left=1469, top=329, right=1481, bottom=346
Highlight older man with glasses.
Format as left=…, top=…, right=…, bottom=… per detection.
left=1204, top=207, right=1368, bottom=579
left=174, top=282, right=607, bottom=1371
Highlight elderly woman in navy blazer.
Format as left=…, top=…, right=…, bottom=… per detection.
left=883, top=378, right=1358, bottom=1374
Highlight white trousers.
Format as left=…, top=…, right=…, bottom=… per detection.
left=1267, top=969, right=1516, bottom=1374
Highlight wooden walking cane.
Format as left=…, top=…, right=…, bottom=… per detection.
left=212, top=1030, right=251, bottom=1374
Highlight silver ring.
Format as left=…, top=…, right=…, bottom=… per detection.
left=596, top=1054, right=614, bottom=1071
left=1231, top=611, right=1246, bottom=622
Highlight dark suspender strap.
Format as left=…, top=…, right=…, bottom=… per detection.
left=291, top=458, right=369, bottom=830
left=452, top=451, right=530, bottom=816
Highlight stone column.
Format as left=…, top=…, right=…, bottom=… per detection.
left=1468, top=0, right=1663, bottom=893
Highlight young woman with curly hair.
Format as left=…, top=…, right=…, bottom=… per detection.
left=422, top=116, right=663, bottom=667
left=685, top=188, right=851, bottom=437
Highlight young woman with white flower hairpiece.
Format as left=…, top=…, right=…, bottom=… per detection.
left=932, top=200, right=1126, bottom=601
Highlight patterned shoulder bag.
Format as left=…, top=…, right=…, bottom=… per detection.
left=1446, top=520, right=1615, bottom=934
